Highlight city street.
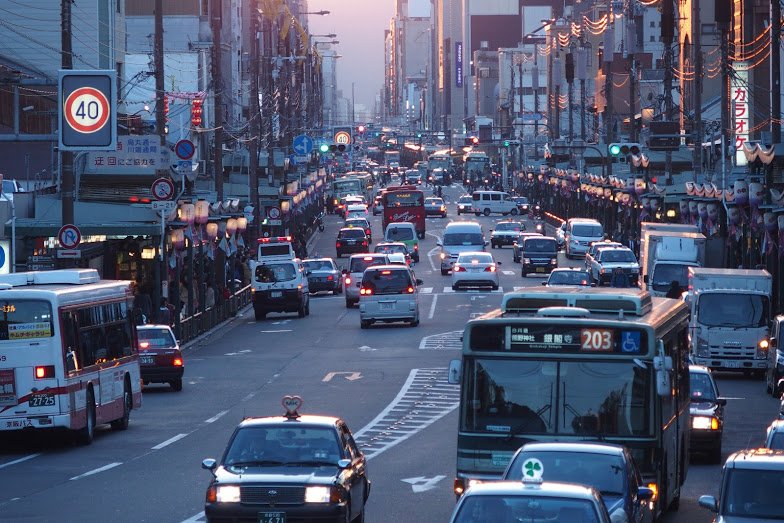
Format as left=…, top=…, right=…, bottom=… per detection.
left=0, top=185, right=780, bottom=522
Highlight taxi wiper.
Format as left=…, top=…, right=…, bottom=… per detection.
left=288, top=460, right=338, bottom=467
left=229, top=460, right=286, bottom=467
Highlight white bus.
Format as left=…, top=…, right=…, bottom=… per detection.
left=0, top=269, right=142, bottom=444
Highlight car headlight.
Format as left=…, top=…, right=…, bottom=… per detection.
left=523, top=258, right=531, bottom=264
left=691, top=415, right=720, bottom=430
left=550, top=258, right=557, bottom=264
left=696, top=338, right=709, bottom=357
left=440, top=252, right=446, bottom=260
left=216, top=485, right=241, bottom=503
left=305, top=486, right=332, bottom=503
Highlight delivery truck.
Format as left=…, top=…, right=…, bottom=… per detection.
left=639, top=223, right=706, bottom=297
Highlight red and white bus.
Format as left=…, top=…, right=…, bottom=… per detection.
left=0, top=269, right=142, bottom=444
left=381, top=186, right=426, bottom=239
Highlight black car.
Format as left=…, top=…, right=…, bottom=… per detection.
left=689, top=365, right=726, bottom=463
left=336, top=228, right=369, bottom=258
left=202, top=397, right=371, bottom=523
left=511, top=196, right=530, bottom=214
left=520, top=236, right=558, bottom=276
left=303, top=258, right=343, bottom=295
left=512, top=232, right=543, bottom=263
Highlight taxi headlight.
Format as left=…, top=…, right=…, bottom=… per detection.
left=440, top=252, right=446, bottom=260
left=216, top=485, right=241, bottom=503
left=692, top=415, right=720, bottom=430
left=305, top=486, right=331, bottom=503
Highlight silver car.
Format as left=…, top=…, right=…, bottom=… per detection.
left=343, top=253, right=390, bottom=308
left=451, top=252, right=500, bottom=291
left=359, top=265, right=422, bottom=328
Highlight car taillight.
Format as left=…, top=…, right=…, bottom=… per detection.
left=414, top=244, right=418, bottom=250
left=362, top=240, right=368, bottom=246
left=35, top=365, right=55, bottom=379
left=327, top=275, right=334, bottom=281
left=336, top=241, right=342, bottom=248
left=485, top=266, right=496, bottom=272
left=453, top=266, right=466, bottom=272
left=345, top=276, right=352, bottom=285
left=173, top=357, right=183, bottom=366
left=366, top=229, right=371, bottom=235
left=206, top=485, right=217, bottom=503
left=360, top=287, right=373, bottom=295
left=407, top=286, right=414, bottom=293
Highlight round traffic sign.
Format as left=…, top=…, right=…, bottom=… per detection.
left=268, top=207, right=281, bottom=219
left=175, top=139, right=196, bottom=160
left=63, top=87, right=110, bottom=134
left=151, top=177, right=175, bottom=201
left=58, top=224, right=81, bottom=249
left=334, top=131, right=351, bottom=145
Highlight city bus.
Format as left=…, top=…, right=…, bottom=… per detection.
left=448, top=287, right=690, bottom=520
left=330, top=173, right=373, bottom=212
left=384, top=150, right=401, bottom=171
left=381, top=185, right=426, bottom=240
left=0, top=269, right=142, bottom=444
left=463, top=151, right=491, bottom=183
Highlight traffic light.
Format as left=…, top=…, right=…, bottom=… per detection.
left=465, top=136, right=480, bottom=146
left=357, top=125, right=365, bottom=133
left=319, top=143, right=330, bottom=153
left=329, top=144, right=347, bottom=153
left=608, top=143, right=641, bottom=157
left=503, top=139, right=510, bottom=147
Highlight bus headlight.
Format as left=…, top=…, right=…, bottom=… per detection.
left=692, top=416, right=720, bottom=430
left=215, top=485, right=241, bottom=503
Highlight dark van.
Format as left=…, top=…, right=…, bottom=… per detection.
left=520, top=236, right=558, bottom=277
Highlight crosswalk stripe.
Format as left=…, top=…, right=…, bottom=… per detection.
left=502, top=270, right=516, bottom=276
left=419, top=287, right=433, bottom=294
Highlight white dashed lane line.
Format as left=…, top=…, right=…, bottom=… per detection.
left=0, top=453, right=41, bottom=470
left=69, top=462, right=122, bottom=481
left=151, top=433, right=189, bottom=450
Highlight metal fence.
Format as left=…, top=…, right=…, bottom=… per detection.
left=175, top=284, right=252, bottom=344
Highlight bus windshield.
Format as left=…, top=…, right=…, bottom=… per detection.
left=385, top=192, right=424, bottom=207
left=333, top=179, right=361, bottom=193
left=461, top=358, right=652, bottom=437
left=0, top=299, right=54, bottom=341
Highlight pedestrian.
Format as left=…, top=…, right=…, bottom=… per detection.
left=205, top=280, right=216, bottom=309
left=157, top=297, right=175, bottom=327
left=665, top=280, right=683, bottom=299
left=132, top=282, right=152, bottom=325
left=610, top=267, right=629, bottom=288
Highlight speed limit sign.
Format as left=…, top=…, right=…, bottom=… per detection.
left=58, top=70, right=117, bottom=151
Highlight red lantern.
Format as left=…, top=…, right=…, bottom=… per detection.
left=163, top=94, right=169, bottom=123
left=191, top=98, right=203, bottom=127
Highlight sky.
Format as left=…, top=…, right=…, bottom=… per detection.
left=306, top=0, right=395, bottom=117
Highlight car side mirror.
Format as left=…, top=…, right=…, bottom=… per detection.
left=202, top=458, right=217, bottom=472
left=541, top=281, right=547, bottom=286
left=638, top=486, right=654, bottom=501
left=698, top=495, right=718, bottom=513
left=771, top=336, right=777, bottom=350
left=337, top=458, right=352, bottom=469
left=447, top=359, right=461, bottom=384
left=716, top=397, right=727, bottom=406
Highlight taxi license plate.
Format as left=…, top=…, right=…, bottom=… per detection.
left=536, top=267, right=545, bottom=273
left=258, top=512, right=285, bottom=523
left=270, top=291, right=283, bottom=298
left=380, top=302, right=395, bottom=311
left=29, top=393, right=55, bottom=407
left=140, top=356, right=155, bottom=365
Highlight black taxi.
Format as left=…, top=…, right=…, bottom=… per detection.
left=202, top=396, right=370, bottom=523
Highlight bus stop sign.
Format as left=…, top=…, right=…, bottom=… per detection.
left=58, top=70, right=117, bottom=151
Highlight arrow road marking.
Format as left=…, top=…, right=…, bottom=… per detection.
left=402, top=475, right=446, bottom=493
left=322, top=371, right=363, bottom=382
left=358, top=345, right=377, bottom=352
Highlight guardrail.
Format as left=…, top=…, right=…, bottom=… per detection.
left=175, top=284, right=251, bottom=343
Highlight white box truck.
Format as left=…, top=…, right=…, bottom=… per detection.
left=639, top=223, right=706, bottom=297
left=688, top=267, right=772, bottom=373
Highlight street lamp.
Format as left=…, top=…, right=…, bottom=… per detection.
left=311, top=34, right=337, bottom=38
left=303, top=10, right=330, bottom=15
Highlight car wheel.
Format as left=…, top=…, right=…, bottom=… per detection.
left=474, top=212, right=481, bottom=216
left=360, top=320, right=370, bottom=329
left=75, top=389, right=96, bottom=445
left=451, top=284, right=458, bottom=291
left=170, top=378, right=183, bottom=392
left=521, top=270, right=527, bottom=277
left=298, top=302, right=306, bottom=318
left=441, top=269, right=449, bottom=276
left=111, top=379, right=132, bottom=430
left=510, top=208, right=519, bottom=216
left=410, top=318, right=419, bottom=327
left=254, top=309, right=266, bottom=321
left=483, top=208, right=491, bottom=216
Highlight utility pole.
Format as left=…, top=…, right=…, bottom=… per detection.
left=578, top=46, right=587, bottom=141
left=692, top=0, right=703, bottom=179
left=248, top=11, right=260, bottom=242
left=566, top=50, right=574, bottom=141
left=533, top=61, right=540, bottom=160
left=604, top=20, right=615, bottom=178
left=554, top=55, right=562, bottom=139
left=211, top=0, right=224, bottom=201
left=772, top=0, right=781, bottom=144
left=60, top=0, right=74, bottom=227
left=152, top=0, right=166, bottom=314
left=662, top=0, right=675, bottom=184
left=627, top=8, right=637, bottom=143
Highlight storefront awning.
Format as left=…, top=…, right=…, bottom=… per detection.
left=13, top=219, right=160, bottom=238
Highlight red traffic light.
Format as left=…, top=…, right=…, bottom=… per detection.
left=357, top=125, right=366, bottom=133
left=471, top=136, right=479, bottom=144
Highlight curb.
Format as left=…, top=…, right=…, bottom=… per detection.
left=182, top=303, right=252, bottom=352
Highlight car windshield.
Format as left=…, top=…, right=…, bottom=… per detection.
left=461, top=359, right=652, bottom=437
left=387, top=227, right=414, bottom=241
left=689, top=372, right=717, bottom=402
left=505, top=451, right=626, bottom=495
left=375, top=244, right=407, bottom=255
left=768, top=432, right=784, bottom=450
left=459, top=196, right=473, bottom=204
left=496, top=223, right=521, bottom=232
left=223, top=426, right=343, bottom=466
left=255, top=263, right=297, bottom=283
left=340, top=229, right=367, bottom=239
left=457, top=254, right=493, bottom=264
left=346, top=220, right=369, bottom=228
left=350, top=257, right=387, bottom=273
left=599, top=250, right=637, bottom=263
left=452, top=495, right=600, bottom=523
left=572, top=224, right=603, bottom=237
left=138, top=328, right=176, bottom=348
left=721, top=469, right=784, bottom=519
left=697, top=293, right=769, bottom=328
left=548, top=271, right=591, bottom=286
left=524, top=238, right=557, bottom=252
left=651, top=264, right=690, bottom=292
left=304, top=260, right=334, bottom=272
left=426, top=198, right=444, bottom=205
left=444, top=233, right=484, bottom=246
left=362, top=269, right=413, bottom=295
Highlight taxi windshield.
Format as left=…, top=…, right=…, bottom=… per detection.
left=689, top=372, right=717, bottom=402
left=495, top=223, right=521, bottom=232
left=138, top=328, right=176, bottom=348
left=304, top=260, right=334, bottom=272
left=548, top=271, right=591, bottom=286
left=255, top=263, right=297, bottom=283
left=224, top=426, right=343, bottom=466
left=452, top=495, right=600, bottom=523
left=387, top=227, right=414, bottom=241
left=505, top=451, right=626, bottom=495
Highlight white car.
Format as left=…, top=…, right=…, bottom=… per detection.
left=451, top=252, right=500, bottom=291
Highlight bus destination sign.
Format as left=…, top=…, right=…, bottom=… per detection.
left=509, top=325, right=644, bottom=354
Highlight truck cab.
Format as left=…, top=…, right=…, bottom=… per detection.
left=688, top=267, right=772, bottom=374
left=639, top=223, right=705, bottom=297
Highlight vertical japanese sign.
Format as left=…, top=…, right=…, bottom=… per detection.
left=455, top=42, right=463, bottom=88
left=732, top=62, right=749, bottom=167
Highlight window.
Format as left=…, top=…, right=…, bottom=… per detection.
left=68, top=301, right=133, bottom=368
left=386, top=227, right=414, bottom=241
left=362, top=270, right=413, bottom=295
left=491, top=193, right=501, bottom=201
left=0, top=299, right=54, bottom=341
left=650, top=21, right=656, bottom=27
left=350, top=257, right=387, bottom=274
left=650, top=36, right=656, bottom=42
left=255, top=263, right=297, bottom=283
left=339, top=229, right=367, bottom=240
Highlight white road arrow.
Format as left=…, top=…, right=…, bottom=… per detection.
left=322, top=371, right=363, bottom=382
left=401, top=475, right=446, bottom=493
left=358, top=345, right=377, bottom=352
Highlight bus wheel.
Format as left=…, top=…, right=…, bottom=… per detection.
left=111, top=379, right=132, bottom=431
left=76, top=389, right=96, bottom=445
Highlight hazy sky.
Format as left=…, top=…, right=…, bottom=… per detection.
left=307, top=0, right=395, bottom=117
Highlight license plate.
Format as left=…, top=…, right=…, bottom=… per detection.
left=536, top=267, right=545, bottom=273
left=270, top=291, right=283, bottom=298
left=140, top=355, right=155, bottom=365
left=380, top=302, right=395, bottom=311
left=258, top=512, right=285, bottom=523
left=346, top=240, right=356, bottom=245
left=29, top=393, right=55, bottom=407
left=723, top=361, right=740, bottom=368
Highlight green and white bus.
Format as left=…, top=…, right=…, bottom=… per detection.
left=448, top=287, right=690, bottom=519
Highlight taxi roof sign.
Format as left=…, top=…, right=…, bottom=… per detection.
left=258, top=236, right=292, bottom=244
left=282, top=395, right=303, bottom=419
left=521, top=458, right=544, bottom=485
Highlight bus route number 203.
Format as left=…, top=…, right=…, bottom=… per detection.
left=581, top=328, right=613, bottom=352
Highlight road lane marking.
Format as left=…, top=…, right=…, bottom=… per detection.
left=0, top=453, right=41, bottom=470
left=419, top=287, right=433, bottom=294
left=428, top=294, right=438, bottom=320
left=180, top=512, right=205, bottom=523
left=260, top=329, right=293, bottom=333
left=323, top=371, right=362, bottom=382
left=152, top=433, right=189, bottom=450
left=419, top=331, right=462, bottom=350
left=402, top=475, right=446, bottom=493
left=69, top=462, right=122, bottom=481
left=502, top=270, right=515, bottom=275
left=204, top=410, right=228, bottom=424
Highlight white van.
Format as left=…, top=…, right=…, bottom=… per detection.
left=471, top=190, right=520, bottom=216
left=437, top=221, right=486, bottom=275
left=564, top=218, right=605, bottom=258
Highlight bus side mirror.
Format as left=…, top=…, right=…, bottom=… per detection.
left=654, top=340, right=673, bottom=397
left=447, top=359, right=461, bottom=385
left=437, top=240, right=443, bottom=247
left=643, top=275, right=649, bottom=283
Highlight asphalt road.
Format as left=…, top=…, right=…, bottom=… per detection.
left=0, top=183, right=780, bottom=522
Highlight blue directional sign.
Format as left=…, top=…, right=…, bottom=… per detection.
left=293, top=134, right=314, bottom=155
